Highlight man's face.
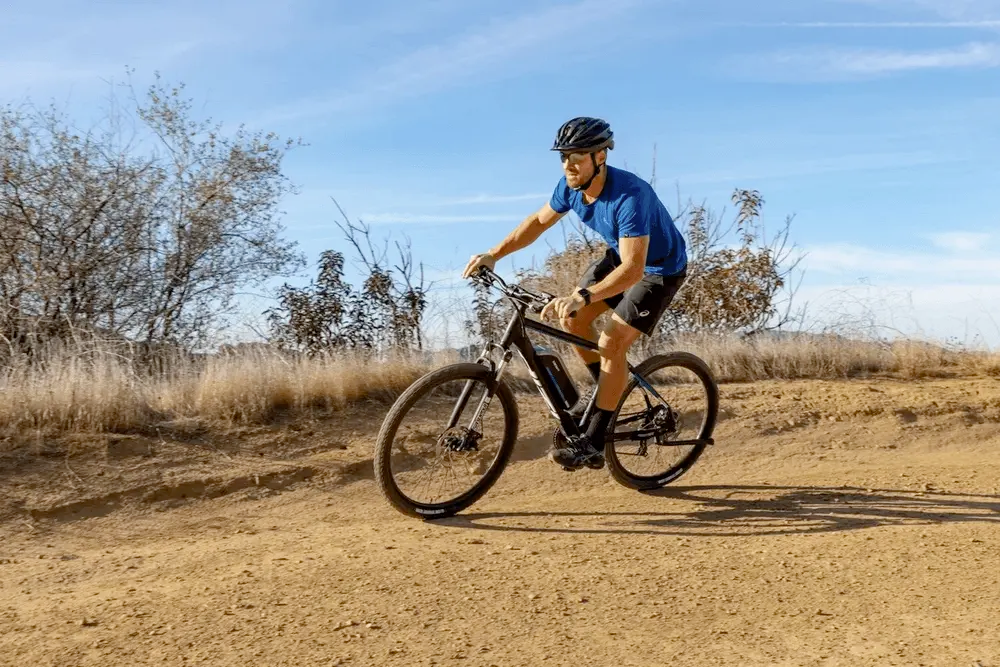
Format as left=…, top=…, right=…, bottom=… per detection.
left=560, top=150, right=604, bottom=189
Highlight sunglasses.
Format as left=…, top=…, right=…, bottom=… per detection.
left=559, top=151, right=592, bottom=165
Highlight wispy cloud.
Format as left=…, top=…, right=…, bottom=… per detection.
left=835, top=41, right=1000, bottom=72
left=799, top=242, right=1000, bottom=343
left=736, top=41, right=1000, bottom=81
left=431, top=193, right=550, bottom=206
left=358, top=213, right=519, bottom=225
left=744, top=20, right=1000, bottom=28
left=253, top=0, right=643, bottom=125
left=925, top=232, right=992, bottom=252
left=0, top=60, right=110, bottom=94
left=804, top=242, right=1000, bottom=279
left=676, top=151, right=958, bottom=184
left=0, top=1, right=288, bottom=96
left=832, top=0, right=1000, bottom=21
left=795, top=280, right=1000, bottom=345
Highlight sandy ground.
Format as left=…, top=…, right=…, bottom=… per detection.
left=2, top=376, right=1000, bottom=666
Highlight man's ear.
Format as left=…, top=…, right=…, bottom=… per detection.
left=596, top=149, right=608, bottom=167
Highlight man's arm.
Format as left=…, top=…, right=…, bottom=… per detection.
left=539, top=234, right=647, bottom=322
left=581, top=235, right=648, bottom=302
left=463, top=203, right=565, bottom=278
left=488, top=203, right=565, bottom=261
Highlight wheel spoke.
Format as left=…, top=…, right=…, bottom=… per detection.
left=375, top=364, right=517, bottom=517
left=607, top=354, right=717, bottom=488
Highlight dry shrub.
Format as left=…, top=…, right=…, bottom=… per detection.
left=656, top=333, right=1000, bottom=383
left=0, top=347, right=155, bottom=437
left=157, top=350, right=434, bottom=423
left=1, top=332, right=998, bottom=448
left=0, top=343, right=438, bottom=445
left=660, top=333, right=893, bottom=382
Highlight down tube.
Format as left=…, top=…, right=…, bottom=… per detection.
left=515, top=337, right=584, bottom=437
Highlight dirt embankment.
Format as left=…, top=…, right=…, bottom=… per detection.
left=2, top=377, right=1000, bottom=666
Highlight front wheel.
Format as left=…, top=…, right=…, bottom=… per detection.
left=374, top=363, right=519, bottom=519
left=606, top=352, right=718, bottom=490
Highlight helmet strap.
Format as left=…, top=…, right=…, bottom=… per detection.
left=571, top=153, right=603, bottom=192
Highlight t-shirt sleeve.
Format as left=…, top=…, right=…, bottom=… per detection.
left=549, top=177, right=571, bottom=214
left=616, top=190, right=650, bottom=238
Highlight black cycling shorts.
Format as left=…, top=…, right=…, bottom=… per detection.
left=579, top=248, right=686, bottom=336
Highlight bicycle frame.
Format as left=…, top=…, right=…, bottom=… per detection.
left=447, top=298, right=674, bottom=442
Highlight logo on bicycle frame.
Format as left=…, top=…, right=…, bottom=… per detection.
left=526, top=367, right=561, bottom=418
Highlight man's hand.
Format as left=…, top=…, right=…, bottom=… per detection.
left=540, top=290, right=586, bottom=322
left=462, top=252, right=496, bottom=279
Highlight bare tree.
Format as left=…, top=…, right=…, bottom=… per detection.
left=0, top=71, right=305, bottom=357
left=664, top=188, right=805, bottom=336
left=128, top=74, right=305, bottom=345
left=330, top=200, right=428, bottom=352
left=265, top=202, right=430, bottom=356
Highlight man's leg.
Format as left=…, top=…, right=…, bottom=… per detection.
left=594, top=314, right=643, bottom=412
left=584, top=273, right=685, bottom=455
left=550, top=272, right=680, bottom=470
left=573, top=315, right=643, bottom=452
left=549, top=315, right=642, bottom=470
left=560, top=300, right=610, bottom=381
left=567, top=249, right=620, bottom=382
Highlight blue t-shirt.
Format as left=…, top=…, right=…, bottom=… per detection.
left=549, top=165, right=687, bottom=277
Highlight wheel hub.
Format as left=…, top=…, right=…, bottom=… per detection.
left=648, top=405, right=678, bottom=434
left=440, top=427, right=481, bottom=452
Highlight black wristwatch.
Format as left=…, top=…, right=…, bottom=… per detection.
left=577, top=288, right=592, bottom=305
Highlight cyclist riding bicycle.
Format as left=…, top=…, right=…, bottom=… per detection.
left=462, top=116, right=688, bottom=471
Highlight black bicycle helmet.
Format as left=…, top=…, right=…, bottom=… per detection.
left=551, top=117, right=615, bottom=153
left=552, top=117, right=614, bottom=191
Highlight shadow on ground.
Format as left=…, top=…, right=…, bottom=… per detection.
left=439, top=484, right=1000, bottom=537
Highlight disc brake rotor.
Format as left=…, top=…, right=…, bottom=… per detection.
left=439, top=427, right=481, bottom=452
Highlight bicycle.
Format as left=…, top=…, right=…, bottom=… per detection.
left=374, top=266, right=719, bottom=519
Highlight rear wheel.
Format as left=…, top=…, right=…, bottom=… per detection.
left=606, top=352, right=718, bottom=490
left=374, top=363, right=519, bottom=519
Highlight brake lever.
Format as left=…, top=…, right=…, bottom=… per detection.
left=528, top=293, right=576, bottom=318
left=471, top=266, right=500, bottom=289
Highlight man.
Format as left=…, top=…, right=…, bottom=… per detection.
left=462, top=117, right=688, bottom=470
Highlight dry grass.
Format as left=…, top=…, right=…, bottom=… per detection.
left=661, top=333, right=999, bottom=383
left=548, top=331, right=1000, bottom=384
left=0, top=333, right=998, bottom=444
left=172, top=350, right=432, bottom=423
left=0, top=346, right=439, bottom=443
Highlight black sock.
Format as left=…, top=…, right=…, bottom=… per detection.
left=586, top=362, right=602, bottom=383
left=569, top=363, right=601, bottom=418
left=585, top=409, right=614, bottom=450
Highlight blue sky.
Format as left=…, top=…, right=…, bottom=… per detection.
left=4, top=0, right=1000, bottom=346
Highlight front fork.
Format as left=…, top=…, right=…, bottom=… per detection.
left=444, top=345, right=513, bottom=433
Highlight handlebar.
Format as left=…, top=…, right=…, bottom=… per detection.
left=472, top=266, right=576, bottom=317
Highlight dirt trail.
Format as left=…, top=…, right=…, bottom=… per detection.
left=2, top=377, right=1000, bottom=667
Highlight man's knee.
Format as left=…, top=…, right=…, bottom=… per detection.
left=598, top=317, right=641, bottom=359
left=560, top=302, right=604, bottom=334
left=561, top=313, right=589, bottom=334
left=598, top=332, right=628, bottom=360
